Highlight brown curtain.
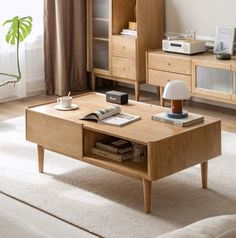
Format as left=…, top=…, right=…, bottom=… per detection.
left=44, top=0, right=87, bottom=96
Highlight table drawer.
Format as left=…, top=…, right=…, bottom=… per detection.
left=26, top=110, right=83, bottom=160
left=148, top=53, right=191, bottom=75
left=112, top=35, right=136, bottom=58
left=112, top=56, right=136, bottom=80
left=148, top=69, right=191, bottom=89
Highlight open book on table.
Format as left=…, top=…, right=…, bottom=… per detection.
left=80, top=105, right=141, bottom=127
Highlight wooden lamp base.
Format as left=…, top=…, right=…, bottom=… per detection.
left=167, top=100, right=188, bottom=119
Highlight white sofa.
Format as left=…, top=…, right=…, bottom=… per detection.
left=0, top=209, right=50, bottom=238
left=159, top=215, right=236, bottom=238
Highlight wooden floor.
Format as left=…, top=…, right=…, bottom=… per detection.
left=1, top=87, right=236, bottom=132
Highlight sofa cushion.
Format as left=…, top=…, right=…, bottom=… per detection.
left=158, top=215, right=236, bottom=238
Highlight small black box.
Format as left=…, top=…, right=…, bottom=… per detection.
left=106, top=91, right=128, bottom=105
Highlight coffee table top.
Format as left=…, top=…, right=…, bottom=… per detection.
left=27, top=93, right=220, bottom=144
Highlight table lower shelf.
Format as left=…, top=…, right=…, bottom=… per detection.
left=83, top=153, right=148, bottom=180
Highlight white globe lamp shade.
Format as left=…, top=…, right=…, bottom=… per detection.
left=163, top=80, right=190, bottom=100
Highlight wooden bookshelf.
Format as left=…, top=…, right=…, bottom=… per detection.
left=87, top=0, right=164, bottom=100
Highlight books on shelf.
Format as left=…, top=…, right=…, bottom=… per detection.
left=120, top=29, right=137, bottom=37
left=92, top=137, right=146, bottom=163
left=93, top=137, right=133, bottom=162
left=96, top=138, right=132, bottom=154
left=152, top=112, right=204, bottom=127
left=92, top=147, right=134, bottom=162
left=80, top=105, right=141, bottom=127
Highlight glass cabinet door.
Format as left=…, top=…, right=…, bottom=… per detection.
left=92, top=0, right=110, bottom=71
left=192, top=64, right=233, bottom=101
left=196, top=66, right=233, bottom=94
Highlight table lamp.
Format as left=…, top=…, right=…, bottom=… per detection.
left=163, top=80, right=190, bottom=119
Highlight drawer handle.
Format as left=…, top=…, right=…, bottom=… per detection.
left=168, top=62, right=171, bottom=66
left=122, top=46, right=126, bottom=50
left=122, top=67, right=126, bottom=71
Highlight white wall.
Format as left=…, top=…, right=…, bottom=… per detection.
left=165, top=0, right=236, bottom=40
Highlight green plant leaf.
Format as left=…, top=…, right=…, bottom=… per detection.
left=3, top=16, right=33, bottom=45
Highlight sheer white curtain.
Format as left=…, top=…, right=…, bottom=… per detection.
left=0, top=0, right=44, bottom=103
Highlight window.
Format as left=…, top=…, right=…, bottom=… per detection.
left=0, top=0, right=44, bottom=102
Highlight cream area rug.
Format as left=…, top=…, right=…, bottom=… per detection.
left=0, top=116, right=236, bottom=238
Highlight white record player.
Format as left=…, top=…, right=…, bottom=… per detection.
left=162, top=38, right=206, bottom=55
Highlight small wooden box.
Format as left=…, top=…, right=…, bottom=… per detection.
left=129, top=21, right=137, bottom=31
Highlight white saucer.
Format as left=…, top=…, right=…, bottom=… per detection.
left=54, top=104, right=79, bottom=111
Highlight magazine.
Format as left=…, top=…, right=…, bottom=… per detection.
left=80, top=105, right=141, bottom=127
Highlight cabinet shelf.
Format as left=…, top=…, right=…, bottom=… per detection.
left=93, top=37, right=109, bottom=42
left=84, top=154, right=148, bottom=179
left=93, top=18, right=109, bottom=22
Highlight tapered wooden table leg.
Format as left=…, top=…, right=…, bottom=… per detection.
left=201, top=161, right=208, bottom=189
left=156, top=86, right=160, bottom=97
left=160, top=87, right=164, bottom=107
left=113, top=81, right=117, bottom=88
left=91, top=73, right=96, bottom=91
left=135, top=82, right=140, bottom=101
left=37, top=145, right=44, bottom=173
left=143, top=179, right=152, bottom=214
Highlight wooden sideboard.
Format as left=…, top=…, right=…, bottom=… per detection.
left=146, top=50, right=236, bottom=106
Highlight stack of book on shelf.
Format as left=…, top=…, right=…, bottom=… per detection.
left=92, top=137, right=145, bottom=162
left=120, top=29, right=137, bottom=37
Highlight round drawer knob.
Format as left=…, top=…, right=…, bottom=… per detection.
left=122, top=67, right=126, bottom=71
left=168, top=62, right=171, bottom=66
left=122, top=46, right=126, bottom=50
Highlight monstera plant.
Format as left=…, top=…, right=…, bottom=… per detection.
left=0, top=16, right=33, bottom=87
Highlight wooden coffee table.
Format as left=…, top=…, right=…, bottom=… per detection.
left=26, top=93, right=221, bottom=213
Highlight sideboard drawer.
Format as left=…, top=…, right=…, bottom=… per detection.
left=112, top=35, right=136, bottom=59
left=148, top=69, right=191, bottom=89
left=112, top=56, right=136, bottom=80
left=26, top=111, right=83, bottom=160
left=148, top=53, right=191, bottom=75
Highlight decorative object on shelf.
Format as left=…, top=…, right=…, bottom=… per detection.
left=163, top=80, right=190, bottom=119
left=216, top=52, right=232, bottom=60
left=213, top=26, right=235, bottom=55
left=0, top=16, right=33, bottom=87
left=128, top=22, right=137, bottom=31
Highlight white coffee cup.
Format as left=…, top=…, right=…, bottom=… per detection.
left=57, top=96, right=72, bottom=108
